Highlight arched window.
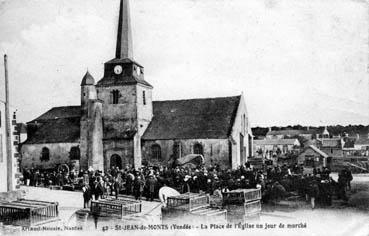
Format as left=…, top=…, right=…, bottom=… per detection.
left=173, top=142, right=182, bottom=159
left=151, top=144, right=161, bottom=160
left=41, top=147, right=50, bottom=161
left=193, top=143, right=204, bottom=155
left=69, top=146, right=80, bottom=160
left=111, top=90, right=120, bottom=104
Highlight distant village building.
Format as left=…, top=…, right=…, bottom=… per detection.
left=297, top=145, right=328, bottom=169
left=21, top=0, right=253, bottom=171
left=265, top=128, right=318, bottom=140
left=353, top=133, right=369, bottom=156
left=253, top=138, right=300, bottom=158
left=316, top=138, right=344, bottom=158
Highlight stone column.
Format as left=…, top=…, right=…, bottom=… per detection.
left=88, top=101, right=104, bottom=171
left=133, top=133, right=142, bottom=170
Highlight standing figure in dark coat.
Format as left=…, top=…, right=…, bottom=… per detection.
left=344, top=168, right=353, bottom=191
left=190, top=176, right=200, bottom=193
left=126, top=172, right=135, bottom=195
left=146, top=175, right=157, bottom=201
left=113, top=177, right=121, bottom=199
left=133, top=176, right=145, bottom=200
left=94, top=177, right=105, bottom=200
left=182, top=176, right=191, bottom=193
left=82, top=183, right=92, bottom=208
left=338, top=170, right=348, bottom=201
left=308, top=180, right=320, bottom=209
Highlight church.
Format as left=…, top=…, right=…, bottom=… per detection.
left=21, top=0, right=253, bottom=171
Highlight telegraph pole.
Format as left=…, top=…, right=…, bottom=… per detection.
left=4, top=54, right=14, bottom=191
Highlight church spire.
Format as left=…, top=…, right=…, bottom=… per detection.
left=115, top=0, right=133, bottom=59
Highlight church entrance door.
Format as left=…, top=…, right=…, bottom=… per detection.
left=110, top=154, right=122, bottom=169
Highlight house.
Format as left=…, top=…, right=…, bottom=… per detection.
left=253, top=138, right=300, bottom=158
left=297, top=145, right=328, bottom=169
left=21, top=0, right=253, bottom=171
left=265, top=128, right=318, bottom=141
left=316, top=138, right=344, bottom=158
left=353, top=134, right=369, bottom=156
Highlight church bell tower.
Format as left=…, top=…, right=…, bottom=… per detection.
left=95, top=0, right=153, bottom=170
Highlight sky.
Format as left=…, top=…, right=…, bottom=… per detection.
left=0, top=0, right=368, bottom=127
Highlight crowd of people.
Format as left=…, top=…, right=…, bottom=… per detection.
left=22, top=162, right=353, bottom=210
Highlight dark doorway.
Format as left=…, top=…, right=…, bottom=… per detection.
left=69, top=146, right=80, bottom=160
left=228, top=141, right=232, bottom=166
left=193, top=143, right=204, bottom=156
left=240, top=133, right=245, bottom=163
left=110, top=154, right=122, bottom=169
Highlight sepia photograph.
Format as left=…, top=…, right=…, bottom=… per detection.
left=0, top=0, right=368, bottom=235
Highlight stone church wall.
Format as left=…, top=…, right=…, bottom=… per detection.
left=142, top=139, right=230, bottom=168
left=136, top=84, right=153, bottom=136
left=103, top=139, right=134, bottom=171
left=21, top=143, right=79, bottom=169
left=97, top=85, right=138, bottom=139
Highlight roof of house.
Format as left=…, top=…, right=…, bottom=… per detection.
left=320, top=138, right=342, bottom=148
left=142, top=96, right=241, bottom=140
left=253, top=138, right=300, bottom=146
left=23, top=117, right=80, bottom=144
left=305, top=145, right=329, bottom=158
left=29, top=106, right=81, bottom=123
left=266, top=129, right=318, bottom=136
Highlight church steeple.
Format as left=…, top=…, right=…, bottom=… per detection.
left=116, top=0, right=133, bottom=59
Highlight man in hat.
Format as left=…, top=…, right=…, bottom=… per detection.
left=146, top=174, right=157, bottom=201
left=113, top=177, right=121, bottom=199
left=133, top=176, right=145, bottom=201
left=82, top=183, right=92, bottom=208
left=182, top=175, right=191, bottom=193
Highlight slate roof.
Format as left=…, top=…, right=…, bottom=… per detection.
left=23, top=117, right=80, bottom=144
left=96, top=75, right=152, bottom=88
left=253, top=139, right=300, bottom=146
left=30, top=106, right=81, bottom=122
left=105, top=58, right=143, bottom=67
left=80, top=71, right=95, bottom=86
left=96, top=58, right=152, bottom=88
left=24, top=106, right=81, bottom=144
left=142, top=96, right=241, bottom=140
left=25, top=95, right=242, bottom=143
